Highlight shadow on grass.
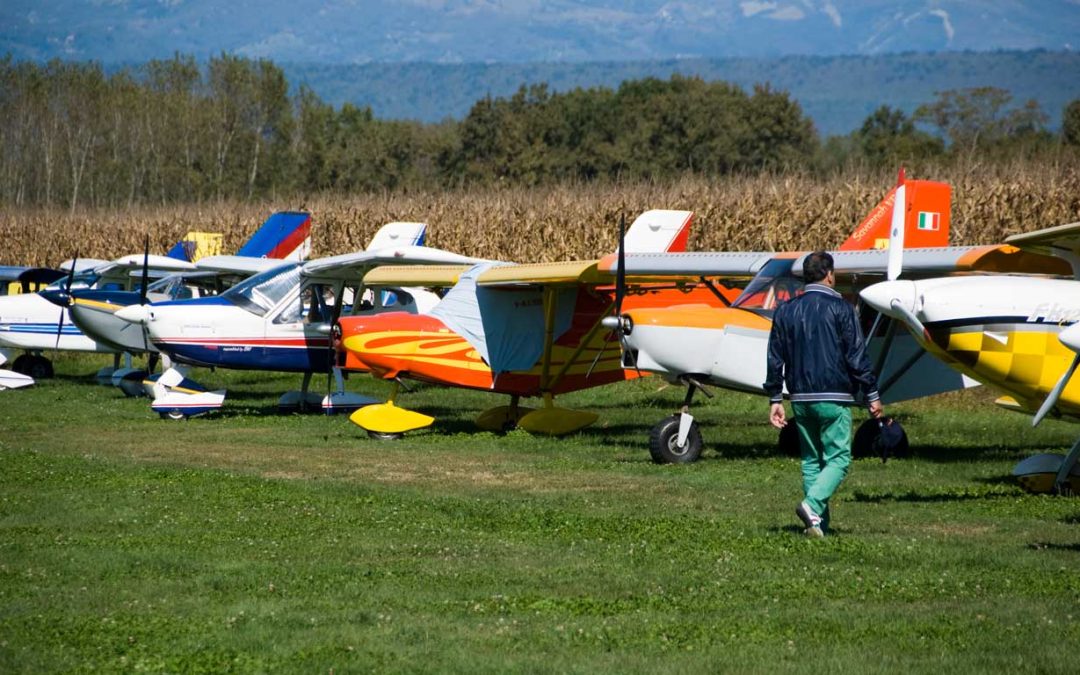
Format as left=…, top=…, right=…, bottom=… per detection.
left=1028, top=542, right=1080, bottom=553
left=850, top=485, right=1021, bottom=503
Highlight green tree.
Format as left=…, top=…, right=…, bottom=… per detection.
left=856, top=105, right=943, bottom=166
left=1064, top=99, right=1080, bottom=146
left=914, top=87, right=1048, bottom=155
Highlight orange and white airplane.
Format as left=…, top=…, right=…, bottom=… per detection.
left=335, top=178, right=968, bottom=440
left=598, top=172, right=1068, bottom=463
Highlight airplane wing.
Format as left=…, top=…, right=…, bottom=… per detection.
left=803, top=245, right=1072, bottom=278
left=194, top=255, right=289, bottom=276
left=94, top=254, right=198, bottom=285
left=363, top=264, right=479, bottom=288
left=1004, top=221, right=1080, bottom=277
left=595, top=251, right=777, bottom=281
left=301, top=246, right=489, bottom=282
left=474, top=260, right=608, bottom=287
left=591, top=246, right=1070, bottom=281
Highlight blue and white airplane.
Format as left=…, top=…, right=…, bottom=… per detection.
left=0, top=212, right=312, bottom=383
left=115, top=222, right=489, bottom=418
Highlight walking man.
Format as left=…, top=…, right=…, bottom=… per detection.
left=764, top=251, right=883, bottom=537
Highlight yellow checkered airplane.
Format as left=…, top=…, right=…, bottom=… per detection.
left=861, top=221, right=1080, bottom=494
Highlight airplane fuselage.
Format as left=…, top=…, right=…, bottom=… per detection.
left=865, top=275, right=1080, bottom=418
left=0, top=292, right=112, bottom=353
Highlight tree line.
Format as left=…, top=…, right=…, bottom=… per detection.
left=1, top=53, right=1078, bottom=210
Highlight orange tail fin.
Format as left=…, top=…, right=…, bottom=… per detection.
left=839, top=176, right=950, bottom=251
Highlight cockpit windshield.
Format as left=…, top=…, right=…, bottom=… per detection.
left=44, top=270, right=98, bottom=292
left=221, top=263, right=302, bottom=316
left=731, top=258, right=804, bottom=312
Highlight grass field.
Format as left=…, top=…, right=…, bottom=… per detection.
left=2, top=353, right=1080, bottom=673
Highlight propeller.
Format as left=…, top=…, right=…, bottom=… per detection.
left=139, top=235, right=151, bottom=352
left=886, top=168, right=907, bottom=283
left=591, top=213, right=630, bottom=378
left=1032, top=322, right=1080, bottom=427
left=139, top=234, right=150, bottom=305
left=54, top=251, right=79, bottom=349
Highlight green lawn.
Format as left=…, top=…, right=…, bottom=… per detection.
left=2, top=354, right=1079, bottom=673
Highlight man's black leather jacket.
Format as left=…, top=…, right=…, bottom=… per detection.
left=764, top=283, right=880, bottom=405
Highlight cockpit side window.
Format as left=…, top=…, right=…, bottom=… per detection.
left=731, top=259, right=804, bottom=312
left=221, top=263, right=302, bottom=317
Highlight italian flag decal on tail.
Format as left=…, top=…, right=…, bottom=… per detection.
left=918, top=211, right=940, bottom=231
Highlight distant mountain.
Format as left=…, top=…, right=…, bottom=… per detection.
left=2, top=1, right=1078, bottom=64
left=282, top=51, right=1080, bottom=136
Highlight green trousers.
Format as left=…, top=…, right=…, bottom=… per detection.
left=792, top=402, right=853, bottom=532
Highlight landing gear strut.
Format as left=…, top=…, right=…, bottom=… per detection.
left=649, top=377, right=711, bottom=464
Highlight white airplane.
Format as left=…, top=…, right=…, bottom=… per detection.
left=0, top=212, right=314, bottom=385
left=115, top=222, right=491, bottom=418
left=860, top=220, right=1080, bottom=494
left=596, top=174, right=1060, bottom=463
left=57, top=213, right=326, bottom=388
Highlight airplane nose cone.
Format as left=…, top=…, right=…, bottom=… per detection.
left=1060, top=322, right=1080, bottom=353
left=39, top=289, right=71, bottom=308
left=115, top=304, right=150, bottom=325
left=860, top=280, right=918, bottom=318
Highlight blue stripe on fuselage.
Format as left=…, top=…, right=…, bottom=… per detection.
left=154, top=341, right=331, bottom=372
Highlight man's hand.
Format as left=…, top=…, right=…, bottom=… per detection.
left=769, top=402, right=787, bottom=429
left=868, top=399, right=884, bottom=419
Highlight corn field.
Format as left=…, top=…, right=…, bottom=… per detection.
left=2, top=162, right=1079, bottom=267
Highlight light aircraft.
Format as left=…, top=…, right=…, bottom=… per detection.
left=0, top=266, right=66, bottom=297
left=115, top=222, right=489, bottom=418
left=593, top=173, right=1066, bottom=463
left=336, top=209, right=748, bottom=438
left=0, top=264, right=78, bottom=388
left=860, top=220, right=1080, bottom=494
left=0, top=212, right=311, bottom=385
left=50, top=212, right=315, bottom=386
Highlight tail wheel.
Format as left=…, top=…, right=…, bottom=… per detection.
left=648, top=414, right=703, bottom=464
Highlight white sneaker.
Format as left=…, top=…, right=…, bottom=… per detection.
left=796, top=501, right=824, bottom=537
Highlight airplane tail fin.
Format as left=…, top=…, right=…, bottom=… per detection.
left=366, top=222, right=428, bottom=250
left=165, top=232, right=224, bottom=262
left=235, top=211, right=313, bottom=261
left=838, top=172, right=950, bottom=251
left=622, top=210, right=694, bottom=254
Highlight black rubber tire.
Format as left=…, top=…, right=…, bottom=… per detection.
left=648, top=414, right=703, bottom=464
left=27, top=355, right=53, bottom=380
left=10, top=354, right=31, bottom=375
left=367, top=430, right=403, bottom=441
left=778, top=420, right=802, bottom=457
left=160, top=409, right=186, bottom=421
left=853, top=417, right=909, bottom=459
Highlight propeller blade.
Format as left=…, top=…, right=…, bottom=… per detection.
left=615, top=212, right=626, bottom=317
left=140, top=234, right=150, bottom=306
left=1033, top=352, right=1080, bottom=427
left=55, top=251, right=79, bottom=349
left=886, top=180, right=907, bottom=282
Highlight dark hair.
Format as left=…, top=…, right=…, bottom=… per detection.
left=803, top=251, right=834, bottom=283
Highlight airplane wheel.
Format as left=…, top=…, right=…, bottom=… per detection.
left=648, top=415, right=702, bottom=464
left=853, top=417, right=908, bottom=459
left=160, top=409, right=186, bottom=421
left=26, top=356, right=53, bottom=380
left=778, top=420, right=801, bottom=457
left=10, top=355, right=31, bottom=375
left=367, top=430, right=403, bottom=441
